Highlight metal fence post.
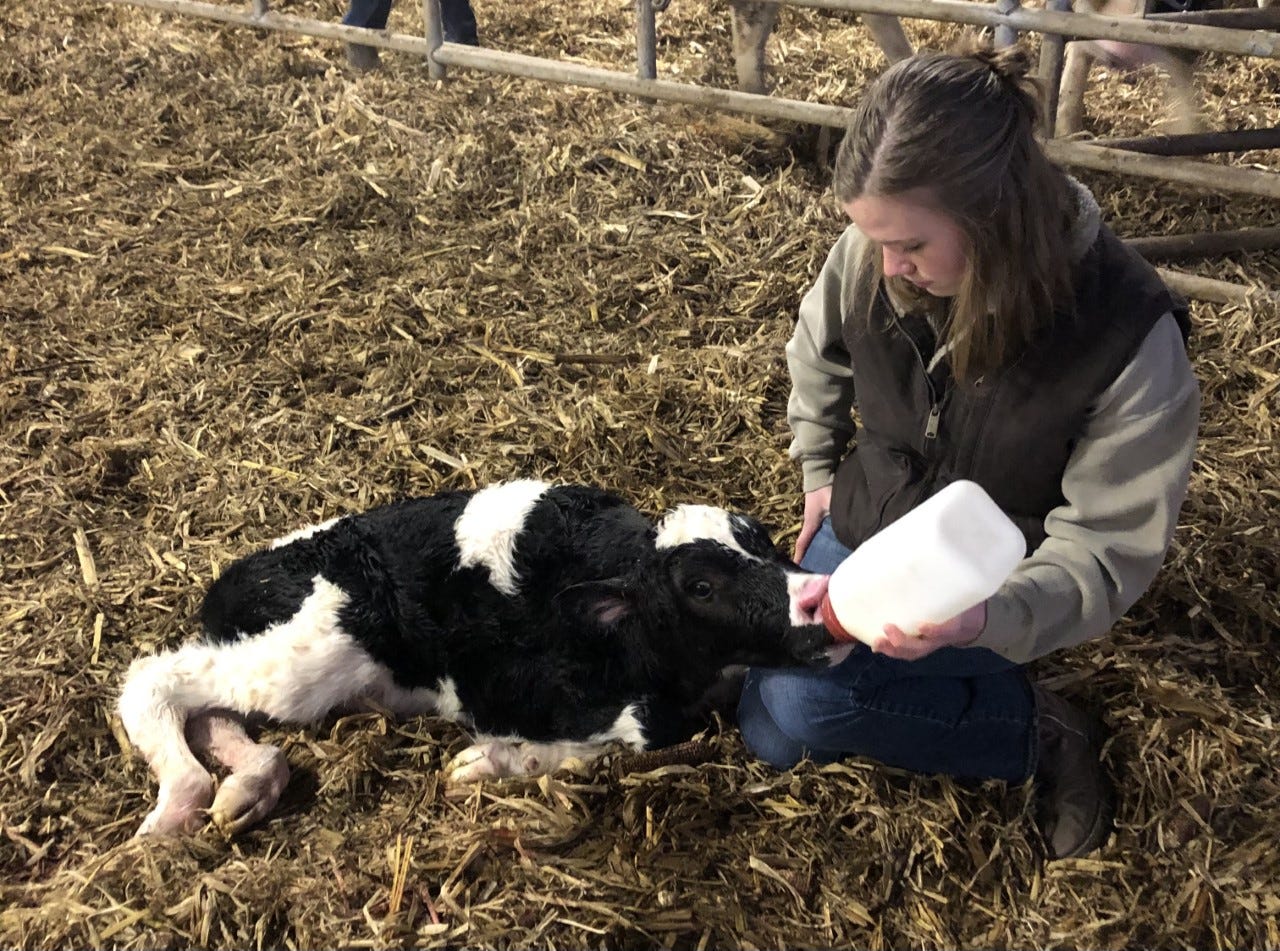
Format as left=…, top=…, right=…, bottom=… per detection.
left=422, top=0, right=446, bottom=79
left=994, top=0, right=1021, bottom=47
left=636, top=0, right=657, bottom=81
left=1038, top=0, right=1072, bottom=137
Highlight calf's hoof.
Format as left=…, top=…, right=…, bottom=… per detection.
left=445, top=742, right=507, bottom=783
left=136, top=770, right=215, bottom=837
left=445, top=740, right=542, bottom=783
left=209, top=745, right=291, bottom=834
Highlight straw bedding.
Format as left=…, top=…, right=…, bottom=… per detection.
left=1, top=0, right=1278, bottom=946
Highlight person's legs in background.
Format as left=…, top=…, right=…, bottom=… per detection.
left=343, top=0, right=478, bottom=70
left=342, top=0, right=393, bottom=70
left=439, top=0, right=478, bottom=44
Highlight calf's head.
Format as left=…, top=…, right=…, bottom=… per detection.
left=566, top=505, right=834, bottom=678
left=657, top=538, right=833, bottom=667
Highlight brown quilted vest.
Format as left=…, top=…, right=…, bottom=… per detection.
left=830, top=222, right=1190, bottom=553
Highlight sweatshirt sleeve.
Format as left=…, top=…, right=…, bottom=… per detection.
left=974, top=312, right=1200, bottom=664
left=786, top=226, right=861, bottom=493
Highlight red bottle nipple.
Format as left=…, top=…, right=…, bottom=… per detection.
left=820, top=591, right=857, bottom=644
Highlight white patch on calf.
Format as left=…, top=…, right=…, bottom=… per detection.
left=787, top=570, right=829, bottom=627
left=125, top=577, right=440, bottom=725
left=271, top=517, right=342, bottom=549
left=431, top=676, right=470, bottom=725
left=454, top=479, right=550, bottom=596
left=445, top=702, right=649, bottom=783
left=599, top=702, right=647, bottom=748
left=655, top=504, right=754, bottom=557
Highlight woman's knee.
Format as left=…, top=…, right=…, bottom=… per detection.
left=755, top=671, right=830, bottom=746
left=737, top=673, right=808, bottom=770
left=742, top=666, right=859, bottom=762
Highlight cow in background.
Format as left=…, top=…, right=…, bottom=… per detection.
left=340, top=0, right=912, bottom=90
left=729, top=1, right=914, bottom=93
left=1056, top=0, right=1277, bottom=135
left=731, top=0, right=1275, bottom=136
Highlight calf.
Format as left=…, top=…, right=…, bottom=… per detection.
left=118, top=480, right=834, bottom=836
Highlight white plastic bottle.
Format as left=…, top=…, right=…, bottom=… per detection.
left=819, top=480, right=1026, bottom=646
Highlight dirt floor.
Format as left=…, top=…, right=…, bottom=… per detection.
left=2, top=0, right=1279, bottom=946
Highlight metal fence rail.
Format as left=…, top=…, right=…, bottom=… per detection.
left=109, top=0, right=1280, bottom=201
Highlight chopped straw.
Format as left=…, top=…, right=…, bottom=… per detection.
left=2, top=0, right=1277, bottom=947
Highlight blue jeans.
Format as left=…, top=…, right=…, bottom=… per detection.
left=343, top=0, right=479, bottom=45
left=738, top=518, right=1037, bottom=782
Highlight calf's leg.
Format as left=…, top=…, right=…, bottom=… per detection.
left=445, top=701, right=650, bottom=783
left=118, top=577, right=439, bottom=835
left=861, top=14, right=913, bottom=62
left=1056, top=0, right=1205, bottom=137
left=726, top=4, right=911, bottom=95
left=445, top=738, right=612, bottom=782
left=729, top=0, right=779, bottom=94
left=185, top=713, right=291, bottom=834
left=1149, top=47, right=1203, bottom=134
left=119, top=652, right=216, bottom=836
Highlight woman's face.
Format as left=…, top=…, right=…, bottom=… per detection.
left=843, top=190, right=970, bottom=297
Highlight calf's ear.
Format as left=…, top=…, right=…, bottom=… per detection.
left=557, top=579, right=635, bottom=628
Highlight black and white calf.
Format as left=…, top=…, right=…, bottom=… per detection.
left=118, top=480, right=834, bottom=836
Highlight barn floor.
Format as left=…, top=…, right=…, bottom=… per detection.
left=2, top=0, right=1279, bottom=946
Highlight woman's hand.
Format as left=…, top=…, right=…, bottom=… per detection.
left=795, top=485, right=833, bottom=564
left=873, top=601, right=987, bottom=661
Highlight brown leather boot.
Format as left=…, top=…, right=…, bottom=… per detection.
left=1033, top=685, right=1114, bottom=859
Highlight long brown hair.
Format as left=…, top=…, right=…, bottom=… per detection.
left=832, top=41, right=1076, bottom=384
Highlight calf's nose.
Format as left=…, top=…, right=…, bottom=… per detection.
left=798, top=573, right=829, bottom=624
left=787, top=573, right=831, bottom=626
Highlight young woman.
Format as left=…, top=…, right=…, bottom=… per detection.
left=738, top=43, right=1200, bottom=860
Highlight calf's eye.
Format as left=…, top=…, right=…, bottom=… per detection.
left=689, top=580, right=714, bottom=600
